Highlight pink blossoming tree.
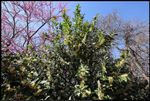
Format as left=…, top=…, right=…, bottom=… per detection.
left=1, top=1, right=67, bottom=53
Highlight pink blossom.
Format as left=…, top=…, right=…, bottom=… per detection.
left=2, top=1, right=67, bottom=53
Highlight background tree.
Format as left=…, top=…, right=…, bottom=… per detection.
left=121, top=22, right=149, bottom=99
left=96, top=12, right=149, bottom=99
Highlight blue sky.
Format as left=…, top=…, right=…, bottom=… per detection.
left=66, top=1, right=149, bottom=22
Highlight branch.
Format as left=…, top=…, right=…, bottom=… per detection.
left=129, top=47, right=149, bottom=83
left=29, top=7, right=65, bottom=39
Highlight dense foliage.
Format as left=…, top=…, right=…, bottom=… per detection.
left=1, top=4, right=149, bottom=100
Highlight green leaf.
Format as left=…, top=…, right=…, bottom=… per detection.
left=96, top=32, right=105, bottom=48
left=102, top=62, right=107, bottom=74
left=85, top=89, right=91, bottom=95
left=40, top=80, right=47, bottom=84
left=108, top=76, right=113, bottom=84
left=34, top=89, right=42, bottom=96
left=32, top=58, right=37, bottom=62
left=27, top=44, right=33, bottom=49
left=119, top=74, right=128, bottom=82
left=82, top=33, right=87, bottom=44
left=98, top=32, right=105, bottom=46
left=115, top=59, right=125, bottom=68
left=96, top=80, right=104, bottom=100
